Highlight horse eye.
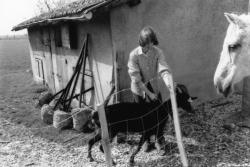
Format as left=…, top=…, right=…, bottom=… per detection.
left=228, top=43, right=241, bottom=52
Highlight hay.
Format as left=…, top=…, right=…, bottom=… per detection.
left=49, top=97, right=62, bottom=109
left=38, top=91, right=53, bottom=107
left=71, top=107, right=92, bottom=132
left=53, top=110, right=72, bottom=129
left=71, top=99, right=79, bottom=109
left=41, top=104, right=54, bottom=125
left=49, top=99, right=57, bottom=108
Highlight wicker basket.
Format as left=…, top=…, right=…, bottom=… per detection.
left=41, top=104, right=54, bottom=125
left=71, top=107, right=92, bottom=132
left=53, top=110, right=72, bottom=129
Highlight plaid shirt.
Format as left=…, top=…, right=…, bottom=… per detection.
left=128, top=46, right=171, bottom=97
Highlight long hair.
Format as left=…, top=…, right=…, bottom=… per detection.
left=139, top=26, right=159, bottom=47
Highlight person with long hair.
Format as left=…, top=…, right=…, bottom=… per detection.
left=127, top=26, right=172, bottom=152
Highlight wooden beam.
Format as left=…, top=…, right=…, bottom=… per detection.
left=163, top=74, right=188, bottom=167
left=79, top=34, right=89, bottom=107
left=97, top=104, right=112, bottom=167
left=64, top=87, right=94, bottom=103
left=104, top=85, right=115, bottom=107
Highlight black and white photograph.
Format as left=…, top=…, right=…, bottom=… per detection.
left=1, top=0, right=250, bottom=166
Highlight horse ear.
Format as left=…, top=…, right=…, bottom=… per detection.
left=224, top=13, right=246, bottom=29
left=224, top=13, right=235, bottom=23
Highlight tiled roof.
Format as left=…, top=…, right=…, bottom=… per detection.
left=12, top=0, right=115, bottom=31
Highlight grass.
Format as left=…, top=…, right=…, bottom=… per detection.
left=0, top=37, right=87, bottom=137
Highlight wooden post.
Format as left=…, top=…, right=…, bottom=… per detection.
left=162, top=74, right=188, bottom=167
left=97, top=104, right=112, bottom=167
left=248, top=0, right=250, bottom=13
left=241, top=76, right=250, bottom=128
left=114, top=52, right=120, bottom=103
left=242, top=78, right=250, bottom=109
left=240, top=0, right=250, bottom=128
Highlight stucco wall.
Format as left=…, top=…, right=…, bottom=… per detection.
left=110, top=0, right=248, bottom=101
left=76, top=13, right=114, bottom=104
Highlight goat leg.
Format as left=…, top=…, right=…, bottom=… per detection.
left=99, top=131, right=116, bottom=153
left=129, top=134, right=146, bottom=165
left=87, top=132, right=102, bottom=162
left=156, top=133, right=166, bottom=156
left=96, top=132, right=116, bottom=165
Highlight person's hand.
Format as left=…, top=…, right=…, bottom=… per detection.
left=149, top=93, right=157, bottom=101
left=167, top=82, right=177, bottom=90
left=173, top=82, right=177, bottom=88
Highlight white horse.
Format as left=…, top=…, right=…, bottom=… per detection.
left=214, top=13, right=250, bottom=97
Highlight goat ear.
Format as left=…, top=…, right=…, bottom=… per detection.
left=176, top=87, right=182, bottom=94
left=224, top=13, right=246, bottom=29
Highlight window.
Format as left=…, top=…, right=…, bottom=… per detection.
left=69, top=22, right=78, bottom=49
left=54, top=24, right=78, bottom=49
left=35, top=58, right=45, bottom=82
left=39, top=28, right=44, bottom=45
left=43, top=28, right=51, bottom=46
left=54, top=26, right=62, bottom=47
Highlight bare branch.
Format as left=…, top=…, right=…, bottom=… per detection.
left=35, top=0, right=77, bottom=15
left=44, top=0, right=53, bottom=12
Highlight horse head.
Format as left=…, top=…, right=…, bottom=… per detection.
left=214, top=13, right=250, bottom=97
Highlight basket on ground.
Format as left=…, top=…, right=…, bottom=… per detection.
left=41, top=104, right=54, bottom=125
left=53, top=110, right=72, bottom=129
left=71, top=107, right=92, bottom=132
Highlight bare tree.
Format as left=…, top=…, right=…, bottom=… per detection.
left=36, top=0, right=77, bottom=14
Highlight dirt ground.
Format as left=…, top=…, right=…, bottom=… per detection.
left=1, top=39, right=250, bottom=167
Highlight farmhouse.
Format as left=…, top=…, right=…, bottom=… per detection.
left=12, top=0, right=248, bottom=107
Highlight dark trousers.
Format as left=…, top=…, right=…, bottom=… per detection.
left=132, top=84, right=163, bottom=151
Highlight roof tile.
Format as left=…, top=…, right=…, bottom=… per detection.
left=13, top=0, right=107, bottom=30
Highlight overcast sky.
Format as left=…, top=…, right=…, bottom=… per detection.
left=0, top=0, right=39, bottom=36
left=0, top=0, right=78, bottom=36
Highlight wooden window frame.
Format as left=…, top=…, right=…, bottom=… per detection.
left=54, top=26, right=62, bottom=47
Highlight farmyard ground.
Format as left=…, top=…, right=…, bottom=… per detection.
left=0, top=39, right=250, bottom=167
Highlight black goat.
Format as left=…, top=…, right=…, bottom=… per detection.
left=87, top=84, right=196, bottom=165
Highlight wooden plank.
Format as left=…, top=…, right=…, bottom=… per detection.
left=79, top=34, right=89, bottom=107
left=47, top=28, right=56, bottom=93
left=162, top=74, right=188, bottom=167
left=114, top=52, right=119, bottom=103
left=97, top=104, right=112, bottom=167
